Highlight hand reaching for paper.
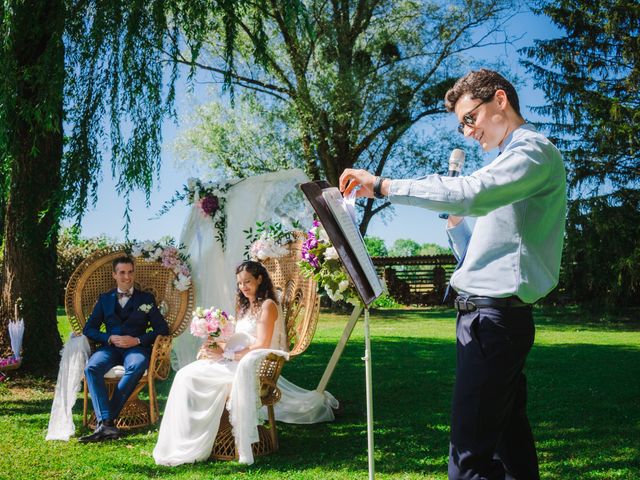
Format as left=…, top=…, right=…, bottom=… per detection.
left=339, top=169, right=376, bottom=198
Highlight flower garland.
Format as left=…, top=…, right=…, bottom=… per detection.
left=244, top=221, right=298, bottom=261
left=155, top=177, right=231, bottom=248
left=299, top=220, right=360, bottom=306
left=128, top=240, right=192, bottom=291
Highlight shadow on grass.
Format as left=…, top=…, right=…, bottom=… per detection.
left=2, top=325, right=639, bottom=478
left=148, top=335, right=640, bottom=477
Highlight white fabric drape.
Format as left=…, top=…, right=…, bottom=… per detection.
left=46, top=334, right=91, bottom=441
left=228, top=348, right=289, bottom=465
left=171, top=168, right=313, bottom=370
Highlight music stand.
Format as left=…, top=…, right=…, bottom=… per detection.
left=301, top=181, right=383, bottom=480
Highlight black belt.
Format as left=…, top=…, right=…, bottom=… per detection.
left=454, top=296, right=531, bottom=313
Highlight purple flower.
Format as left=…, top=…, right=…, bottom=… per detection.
left=312, top=220, right=320, bottom=228
left=301, top=250, right=320, bottom=268
left=304, top=237, right=318, bottom=250
left=200, top=195, right=219, bottom=215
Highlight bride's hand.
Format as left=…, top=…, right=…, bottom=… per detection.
left=197, top=340, right=223, bottom=361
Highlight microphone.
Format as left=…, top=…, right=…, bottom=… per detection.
left=439, top=149, right=465, bottom=219
left=447, top=148, right=465, bottom=177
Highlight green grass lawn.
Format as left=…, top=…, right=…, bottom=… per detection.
left=1, top=307, right=639, bottom=479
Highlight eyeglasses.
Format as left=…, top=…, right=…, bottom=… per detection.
left=457, top=96, right=493, bottom=134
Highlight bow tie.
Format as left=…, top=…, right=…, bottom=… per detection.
left=117, top=291, right=132, bottom=300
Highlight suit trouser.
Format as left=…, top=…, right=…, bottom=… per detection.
left=448, top=306, right=540, bottom=480
left=85, top=345, right=150, bottom=422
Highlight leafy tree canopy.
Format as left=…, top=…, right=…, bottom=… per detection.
left=364, top=235, right=388, bottom=257
left=520, top=0, right=639, bottom=194
left=171, top=0, right=513, bottom=233
left=521, top=0, right=640, bottom=305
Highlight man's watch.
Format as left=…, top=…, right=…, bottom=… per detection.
left=373, top=176, right=387, bottom=199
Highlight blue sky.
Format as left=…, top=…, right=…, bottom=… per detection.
left=74, top=7, right=562, bottom=249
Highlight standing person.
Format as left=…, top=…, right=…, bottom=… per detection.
left=79, top=255, right=169, bottom=443
left=339, top=69, right=566, bottom=480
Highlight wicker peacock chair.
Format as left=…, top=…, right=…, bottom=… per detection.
left=210, top=231, right=320, bottom=460
left=65, top=246, right=194, bottom=430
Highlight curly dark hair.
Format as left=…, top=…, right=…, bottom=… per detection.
left=235, top=261, right=279, bottom=315
left=444, top=69, right=522, bottom=117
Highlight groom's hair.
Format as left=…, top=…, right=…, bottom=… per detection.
left=235, top=260, right=278, bottom=315
left=112, top=255, right=135, bottom=272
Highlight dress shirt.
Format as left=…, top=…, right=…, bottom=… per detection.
left=388, top=124, right=566, bottom=304
left=117, top=287, right=134, bottom=308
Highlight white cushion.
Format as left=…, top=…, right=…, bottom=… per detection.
left=103, top=365, right=148, bottom=378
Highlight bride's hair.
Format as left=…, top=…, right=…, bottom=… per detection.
left=235, top=260, right=278, bottom=315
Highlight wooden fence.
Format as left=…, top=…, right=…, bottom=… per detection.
left=372, top=254, right=457, bottom=306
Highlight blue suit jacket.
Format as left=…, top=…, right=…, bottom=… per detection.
left=83, top=288, right=169, bottom=348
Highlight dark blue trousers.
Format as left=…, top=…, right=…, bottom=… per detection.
left=84, top=345, right=149, bottom=422
left=448, top=306, right=540, bottom=480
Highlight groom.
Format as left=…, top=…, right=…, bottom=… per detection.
left=79, top=255, right=169, bottom=443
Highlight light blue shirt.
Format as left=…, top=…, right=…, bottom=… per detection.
left=388, top=124, right=566, bottom=303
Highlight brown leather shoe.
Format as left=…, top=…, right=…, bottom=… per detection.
left=78, top=422, right=120, bottom=443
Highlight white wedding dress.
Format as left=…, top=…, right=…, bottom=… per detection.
left=169, top=169, right=338, bottom=429
left=153, top=306, right=288, bottom=466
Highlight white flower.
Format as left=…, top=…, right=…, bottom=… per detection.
left=174, top=273, right=192, bottom=291
left=338, top=279, right=349, bottom=292
left=325, top=246, right=339, bottom=260
left=319, top=228, right=330, bottom=243
left=138, top=303, right=153, bottom=313
left=142, top=241, right=155, bottom=252
left=325, top=287, right=344, bottom=302
left=131, top=245, right=143, bottom=257
left=250, top=238, right=289, bottom=261
left=187, top=177, right=197, bottom=191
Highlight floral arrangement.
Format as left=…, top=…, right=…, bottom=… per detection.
left=244, top=221, right=299, bottom=261
left=190, top=307, right=235, bottom=340
left=155, top=177, right=232, bottom=248
left=128, top=239, right=192, bottom=291
left=0, top=355, right=19, bottom=371
left=299, top=220, right=360, bottom=306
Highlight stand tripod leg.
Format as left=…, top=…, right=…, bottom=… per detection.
left=363, top=307, right=375, bottom=479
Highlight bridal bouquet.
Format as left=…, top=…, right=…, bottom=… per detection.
left=299, top=220, right=360, bottom=306
left=190, top=307, right=235, bottom=340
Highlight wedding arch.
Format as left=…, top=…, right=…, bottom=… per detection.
left=170, top=168, right=314, bottom=368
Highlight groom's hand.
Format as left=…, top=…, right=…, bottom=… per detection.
left=109, top=335, right=141, bottom=348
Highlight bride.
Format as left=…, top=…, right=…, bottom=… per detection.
left=153, top=260, right=286, bottom=466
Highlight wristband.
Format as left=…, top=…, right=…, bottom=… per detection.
left=373, top=176, right=386, bottom=199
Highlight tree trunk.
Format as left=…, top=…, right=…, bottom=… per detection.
left=0, top=0, right=65, bottom=375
